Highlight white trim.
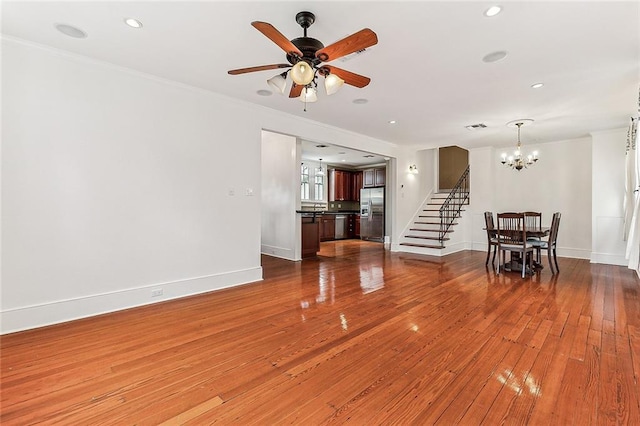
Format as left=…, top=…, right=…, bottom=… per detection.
left=590, top=252, right=628, bottom=266
left=1, top=267, right=263, bottom=335
left=261, top=244, right=298, bottom=261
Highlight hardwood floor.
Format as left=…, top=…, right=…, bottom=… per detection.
left=2, top=241, right=640, bottom=424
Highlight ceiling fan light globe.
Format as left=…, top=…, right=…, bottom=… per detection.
left=291, top=61, right=314, bottom=85
left=324, top=74, right=344, bottom=95
left=298, top=86, right=318, bottom=103
left=267, top=73, right=287, bottom=94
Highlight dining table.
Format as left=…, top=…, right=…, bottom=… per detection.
left=486, top=224, right=551, bottom=274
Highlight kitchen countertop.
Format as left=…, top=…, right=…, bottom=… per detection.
left=296, top=210, right=359, bottom=216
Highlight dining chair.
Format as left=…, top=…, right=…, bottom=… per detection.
left=484, top=211, right=498, bottom=266
left=523, top=211, right=542, bottom=235
left=531, top=212, right=561, bottom=274
left=523, top=211, right=542, bottom=261
left=496, top=212, right=535, bottom=278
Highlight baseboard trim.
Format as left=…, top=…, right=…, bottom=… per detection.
left=590, top=252, right=628, bottom=266
left=261, top=244, right=297, bottom=261
left=1, top=267, right=263, bottom=335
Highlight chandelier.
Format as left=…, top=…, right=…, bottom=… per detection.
left=501, top=120, right=539, bottom=171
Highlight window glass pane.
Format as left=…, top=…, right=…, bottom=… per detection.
left=301, top=164, right=310, bottom=200
left=314, top=175, right=323, bottom=201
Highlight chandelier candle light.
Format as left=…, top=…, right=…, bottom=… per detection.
left=501, top=119, right=539, bottom=171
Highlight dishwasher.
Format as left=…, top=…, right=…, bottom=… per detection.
left=334, top=215, right=347, bottom=239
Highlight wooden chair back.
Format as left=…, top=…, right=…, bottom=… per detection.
left=496, top=212, right=527, bottom=245
left=484, top=211, right=495, bottom=239
left=523, top=211, right=542, bottom=232
left=549, top=212, right=561, bottom=246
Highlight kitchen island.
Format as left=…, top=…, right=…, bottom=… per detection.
left=297, top=210, right=360, bottom=258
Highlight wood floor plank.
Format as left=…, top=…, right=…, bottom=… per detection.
left=1, top=243, right=639, bottom=424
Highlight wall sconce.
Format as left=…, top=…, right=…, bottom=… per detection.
left=408, top=164, right=419, bottom=174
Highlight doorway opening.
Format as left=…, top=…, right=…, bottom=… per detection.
left=438, top=146, right=469, bottom=192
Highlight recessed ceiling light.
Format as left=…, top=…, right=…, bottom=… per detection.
left=353, top=98, right=368, bottom=104
left=388, top=120, right=397, bottom=124
left=256, top=89, right=272, bottom=96
left=54, top=23, right=87, bottom=38
left=484, top=6, right=502, bottom=17
left=531, top=82, right=544, bottom=89
left=124, top=18, right=143, bottom=29
left=482, top=50, right=508, bottom=63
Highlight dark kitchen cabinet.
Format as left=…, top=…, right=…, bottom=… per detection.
left=363, top=167, right=386, bottom=188
left=347, top=214, right=358, bottom=238
left=363, top=169, right=375, bottom=187
left=375, top=168, right=386, bottom=186
left=301, top=217, right=320, bottom=258
left=352, top=172, right=363, bottom=201
left=320, top=215, right=335, bottom=242
left=329, top=169, right=351, bottom=201
left=330, top=169, right=363, bottom=202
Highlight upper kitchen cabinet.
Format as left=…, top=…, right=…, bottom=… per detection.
left=329, top=169, right=365, bottom=202
left=363, top=167, right=385, bottom=188
left=329, top=169, right=351, bottom=201
left=352, top=171, right=363, bottom=202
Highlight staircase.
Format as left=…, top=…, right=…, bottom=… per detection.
left=399, top=166, right=470, bottom=253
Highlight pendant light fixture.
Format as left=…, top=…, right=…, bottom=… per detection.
left=501, top=119, right=539, bottom=171
left=316, top=158, right=325, bottom=176
left=324, top=73, right=345, bottom=95
left=291, top=61, right=315, bottom=86
left=267, top=71, right=288, bottom=94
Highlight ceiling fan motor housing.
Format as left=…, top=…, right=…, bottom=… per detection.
left=287, top=37, right=324, bottom=65
left=287, top=12, right=323, bottom=66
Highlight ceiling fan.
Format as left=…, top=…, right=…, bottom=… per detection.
left=228, top=11, right=378, bottom=104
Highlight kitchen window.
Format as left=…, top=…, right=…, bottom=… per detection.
left=301, top=163, right=324, bottom=201
left=301, top=164, right=310, bottom=200
left=314, top=174, right=324, bottom=201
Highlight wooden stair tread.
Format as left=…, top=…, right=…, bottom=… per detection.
left=409, top=228, right=453, bottom=233
left=399, top=242, right=445, bottom=249
left=406, top=235, right=450, bottom=241
left=422, top=208, right=466, bottom=212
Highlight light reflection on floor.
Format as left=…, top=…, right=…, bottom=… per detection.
left=496, top=368, right=541, bottom=397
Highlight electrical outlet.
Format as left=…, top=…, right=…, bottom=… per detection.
left=245, top=188, right=254, bottom=196
left=151, top=289, right=163, bottom=297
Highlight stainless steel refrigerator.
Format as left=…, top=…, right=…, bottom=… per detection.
left=360, top=187, right=384, bottom=242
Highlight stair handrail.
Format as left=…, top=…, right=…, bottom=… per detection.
left=439, top=166, right=470, bottom=241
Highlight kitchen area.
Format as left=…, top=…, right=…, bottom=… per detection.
left=299, top=151, right=387, bottom=258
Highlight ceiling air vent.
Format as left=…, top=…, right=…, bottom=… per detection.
left=339, top=47, right=370, bottom=62
left=465, top=123, right=487, bottom=131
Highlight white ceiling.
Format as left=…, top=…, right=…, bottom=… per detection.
left=3, top=1, right=639, bottom=157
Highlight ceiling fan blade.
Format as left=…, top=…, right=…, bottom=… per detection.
left=252, top=21, right=303, bottom=57
left=322, top=66, right=371, bottom=88
left=315, top=28, right=378, bottom=62
left=289, top=83, right=304, bottom=98
left=228, top=64, right=290, bottom=75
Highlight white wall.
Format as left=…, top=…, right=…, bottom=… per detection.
left=1, top=39, right=264, bottom=332
left=390, top=148, right=434, bottom=246
left=261, top=131, right=299, bottom=260
left=1, top=38, right=402, bottom=333
left=591, top=128, right=628, bottom=265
